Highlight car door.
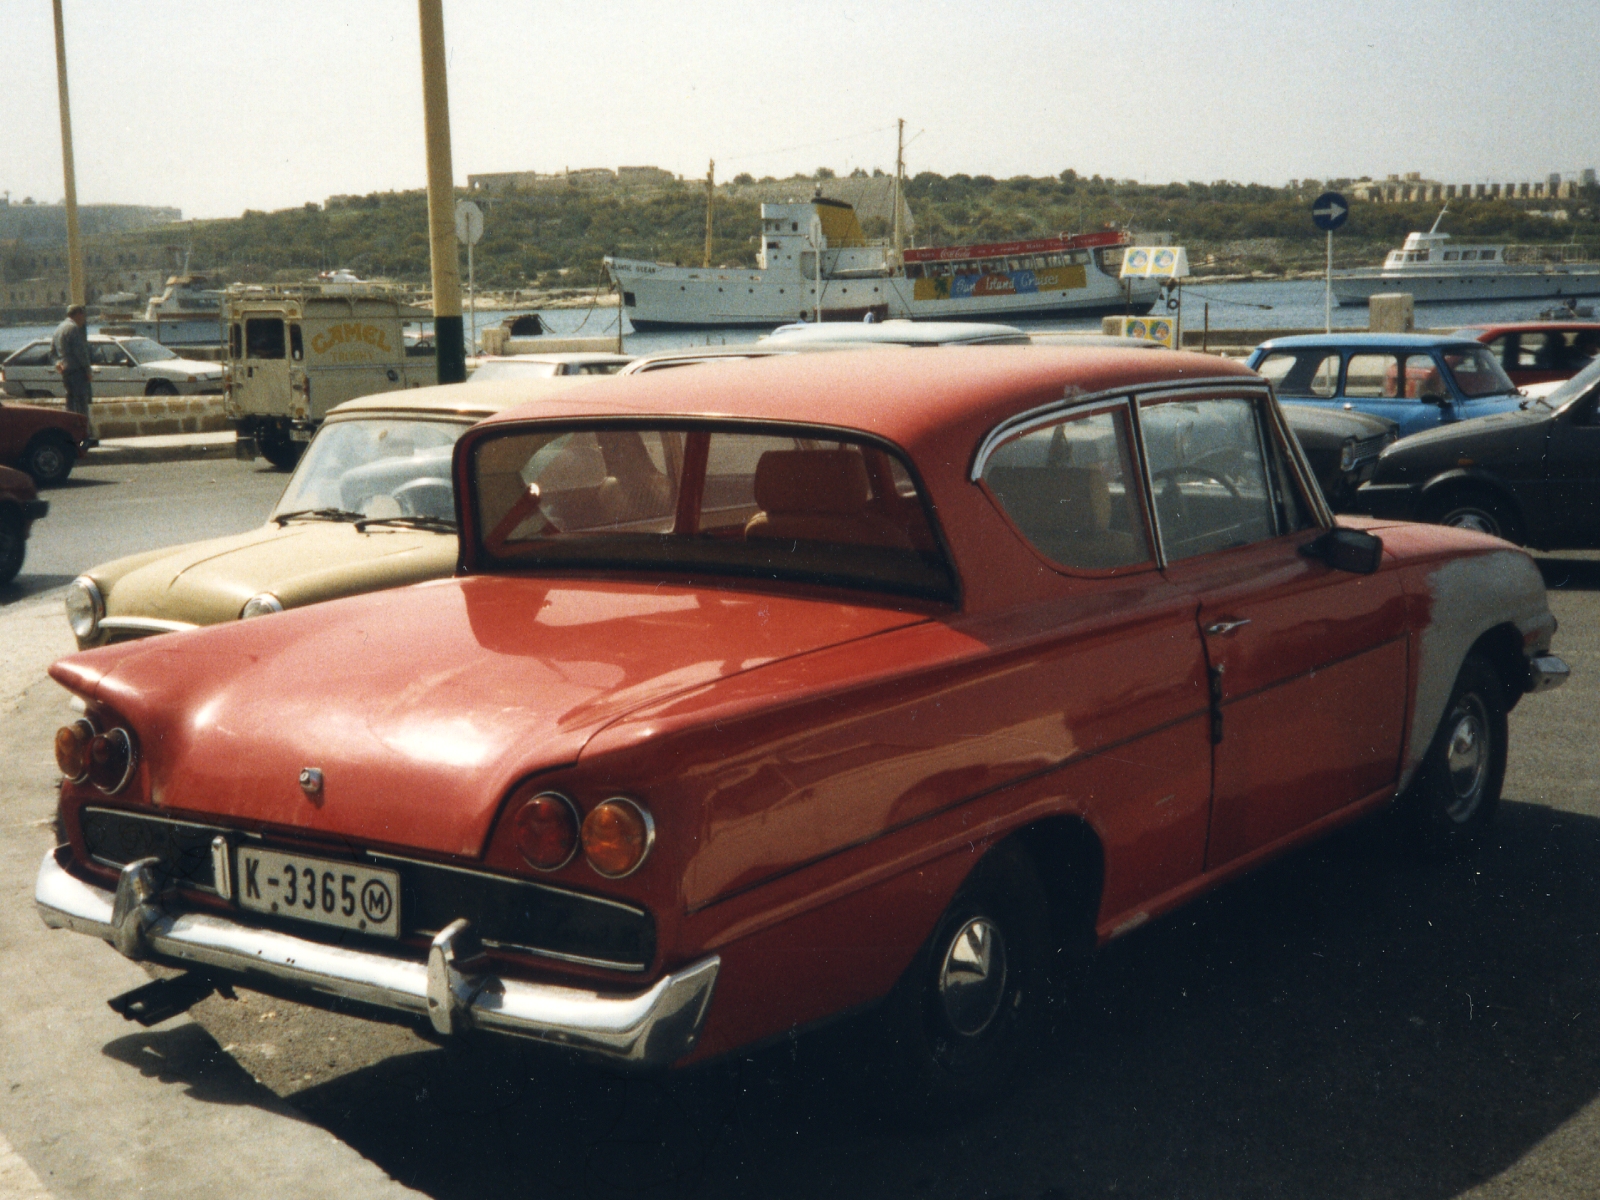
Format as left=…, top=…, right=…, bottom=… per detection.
left=975, top=397, right=1217, bottom=908
left=1339, top=350, right=1435, bottom=435
left=242, top=315, right=291, bottom=415
left=1137, top=389, right=1409, bottom=870
left=1542, top=384, right=1600, bottom=546
left=89, top=341, right=139, bottom=397
left=3, top=341, right=55, bottom=398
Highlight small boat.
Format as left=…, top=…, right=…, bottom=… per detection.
left=1331, top=208, right=1600, bottom=306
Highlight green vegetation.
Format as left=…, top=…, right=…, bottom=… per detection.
left=82, top=172, right=1600, bottom=289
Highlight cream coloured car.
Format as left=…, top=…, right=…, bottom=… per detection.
left=64, top=376, right=597, bottom=648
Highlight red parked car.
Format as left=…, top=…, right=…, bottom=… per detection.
left=36, top=348, right=1568, bottom=1100
left=1458, top=321, right=1600, bottom=387
left=0, top=464, right=48, bottom=584
left=0, top=394, right=95, bottom=485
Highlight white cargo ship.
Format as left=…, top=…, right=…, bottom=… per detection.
left=605, top=198, right=1159, bottom=329
left=1331, top=211, right=1600, bottom=306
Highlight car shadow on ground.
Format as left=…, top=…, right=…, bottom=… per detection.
left=42, top=475, right=117, bottom=489
left=0, top=574, right=74, bottom=605
left=1535, top=555, right=1600, bottom=592
left=244, top=800, right=1600, bottom=1200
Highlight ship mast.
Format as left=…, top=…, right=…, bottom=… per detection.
left=892, top=119, right=905, bottom=253
left=703, top=159, right=715, bottom=268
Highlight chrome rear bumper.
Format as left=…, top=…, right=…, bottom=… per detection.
left=1526, top=654, right=1570, bottom=695
left=36, top=849, right=717, bottom=1067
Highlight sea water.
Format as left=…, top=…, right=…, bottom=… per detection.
left=2, top=281, right=1583, bottom=357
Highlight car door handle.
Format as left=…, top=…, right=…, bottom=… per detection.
left=1205, top=619, right=1252, bottom=636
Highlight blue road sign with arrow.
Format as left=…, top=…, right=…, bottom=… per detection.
left=1312, top=191, right=1349, bottom=232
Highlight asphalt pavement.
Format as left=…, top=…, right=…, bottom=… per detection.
left=3, top=455, right=1600, bottom=1198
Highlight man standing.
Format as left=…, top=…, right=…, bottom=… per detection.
left=52, top=304, right=92, bottom=419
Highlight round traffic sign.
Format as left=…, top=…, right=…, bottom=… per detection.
left=1311, top=191, right=1349, bottom=232
left=454, top=199, right=484, bottom=246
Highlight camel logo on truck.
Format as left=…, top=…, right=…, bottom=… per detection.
left=311, top=322, right=393, bottom=360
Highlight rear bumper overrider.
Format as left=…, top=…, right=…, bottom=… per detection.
left=35, top=848, right=718, bottom=1067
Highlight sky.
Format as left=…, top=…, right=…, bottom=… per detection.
left=3, top=0, right=1599, bottom=221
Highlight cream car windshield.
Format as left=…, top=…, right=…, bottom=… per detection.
left=272, top=418, right=467, bottom=527
left=471, top=423, right=955, bottom=601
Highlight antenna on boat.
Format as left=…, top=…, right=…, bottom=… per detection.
left=1428, top=205, right=1449, bottom=234
left=892, top=118, right=905, bottom=253
left=703, top=160, right=715, bottom=269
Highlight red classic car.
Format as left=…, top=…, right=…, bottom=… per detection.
left=0, top=395, right=95, bottom=485
left=36, top=348, right=1568, bottom=1101
left=1458, top=321, right=1600, bottom=387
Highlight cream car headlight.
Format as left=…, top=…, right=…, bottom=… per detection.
left=65, top=576, right=104, bottom=641
left=239, top=592, right=284, bottom=620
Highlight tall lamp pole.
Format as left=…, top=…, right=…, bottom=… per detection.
left=418, top=0, right=465, bottom=383
left=52, top=0, right=85, bottom=307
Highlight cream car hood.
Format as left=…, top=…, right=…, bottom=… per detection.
left=96, top=520, right=461, bottom=629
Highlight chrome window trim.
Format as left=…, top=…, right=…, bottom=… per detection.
left=1133, top=386, right=1332, bottom=568
left=971, top=376, right=1267, bottom=481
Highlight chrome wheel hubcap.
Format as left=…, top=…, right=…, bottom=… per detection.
left=1443, top=694, right=1490, bottom=822
left=1445, top=510, right=1496, bottom=536
left=938, top=917, right=1008, bottom=1037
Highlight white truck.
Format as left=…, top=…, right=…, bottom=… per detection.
left=223, top=283, right=437, bottom=467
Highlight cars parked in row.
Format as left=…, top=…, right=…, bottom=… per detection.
left=0, top=464, right=47, bottom=585
left=39, top=347, right=1566, bottom=1103
left=1356, top=353, right=1600, bottom=544
left=2, top=334, right=222, bottom=398
left=1458, top=321, right=1600, bottom=387
left=63, top=376, right=595, bottom=649
left=0, top=395, right=95, bottom=485
left=1247, top=333, right=1523, bottom=437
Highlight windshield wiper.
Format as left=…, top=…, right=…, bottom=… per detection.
left=272, top=507, right=367, bottom=526
left=353, top=514, right=457, bottom=533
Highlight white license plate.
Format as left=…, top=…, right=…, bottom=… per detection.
left=237, top=848, right=401, bottom=938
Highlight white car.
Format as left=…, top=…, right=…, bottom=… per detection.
left=467, top=352, right=633, bottom=382
left=2, top=335, right=223, bottom=398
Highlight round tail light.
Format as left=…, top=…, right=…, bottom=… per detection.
left=581, top=798, right=655, bottom=879
left=512, top=792, right=579, bottom=871
left=54, top=719, right=95, bottom=782
left=86, top=728, right=137, bottom=794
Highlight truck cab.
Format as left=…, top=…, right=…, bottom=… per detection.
left=224, top=283, right=437, bottom=467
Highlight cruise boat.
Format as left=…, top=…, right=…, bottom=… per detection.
left=126, top=274, right=227, bottom=347
left=1331, top=210, right=1600, bottom=306
left=605, top=197, right=1159, bottom=329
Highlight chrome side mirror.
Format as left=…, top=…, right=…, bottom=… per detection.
left=1302, top=527, right=1383, bottom=574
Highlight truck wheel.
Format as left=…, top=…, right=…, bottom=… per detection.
left=0, top=508, right=23, bottom=585
left=22, top=433, right=74, bottom=487
left=257, top=427, right=304, bottom=471
left=873, top=840, right=1052, bottom=1112
left=1427, top=488, right=1522, bottom=543
left=1402, top=653, right=1508, bottom=860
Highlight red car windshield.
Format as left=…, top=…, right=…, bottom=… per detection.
left=469, top=423, right=955, bottom=602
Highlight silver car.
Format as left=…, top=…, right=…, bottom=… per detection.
left=2, top=334, right=223, bottom=398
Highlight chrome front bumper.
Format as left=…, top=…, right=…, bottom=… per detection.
left=36, top=849, right=718, bottom=1067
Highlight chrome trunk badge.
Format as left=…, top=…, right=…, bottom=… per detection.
left=298, top=767, right=324, bottom=797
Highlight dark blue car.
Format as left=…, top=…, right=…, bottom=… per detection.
left=1246, top=333, right=1523, bottom=437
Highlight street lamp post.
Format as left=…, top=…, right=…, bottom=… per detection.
left=417, top=0, right=465, bottom=383
left=51, top=0, right=85, bottom=308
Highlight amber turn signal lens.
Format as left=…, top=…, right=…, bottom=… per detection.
left=54, top=719, right=94, bottom=782
left=512, top=792, right=579, bottom=870
left=86, top=728, right=136, bottom=794
left=581, top=798, right=655, bottom=879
